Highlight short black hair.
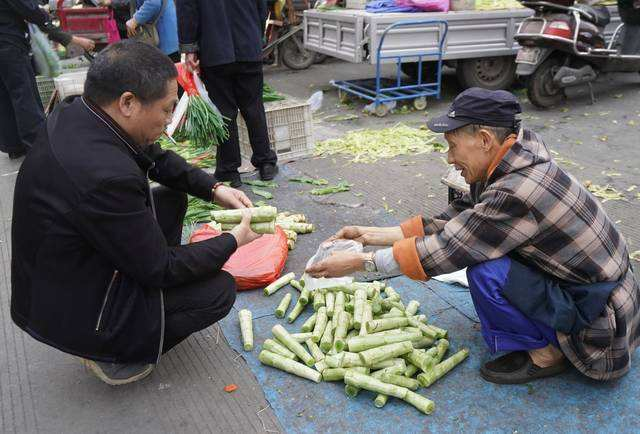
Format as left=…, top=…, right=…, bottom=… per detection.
left=84, top=40, right=178, bottom=106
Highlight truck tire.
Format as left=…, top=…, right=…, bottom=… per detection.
left=526, top=56, right=565, bottom=109
left=280, top=34, right=315, bottom=70
left=456, top=56, right=517, bottom=90
left=400, top=61, right=439, bottom=83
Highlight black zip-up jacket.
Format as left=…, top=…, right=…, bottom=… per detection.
left=0, top=0, right=72, bottom=52
left=176, top=0, right=267, bottom=67
left=11, top=96, right=238, bottom=364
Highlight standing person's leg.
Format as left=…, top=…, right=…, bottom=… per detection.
left=0, top=46, right=44, bottom=157
left=466, top=257, right=566, bottom=384
left=151, top=185, right=188, bottom=246
left=162, top=270, right=236, bottom=353
left=201, top=64, right=243, bottom=186
left=233, top=62, right=277, bottom=179
left=620, top=24, right=640, bottom=55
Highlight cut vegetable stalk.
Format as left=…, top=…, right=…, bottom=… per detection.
left=290, top=332, right=313, bottom=342
left=413, top=337, right=436, bottom=349
left=264, top=272, right=296, bottom=296
left=259, top=350, right=321, bottom=383
left=333, top=311, right=351, bottom=352
left=287, top=299, right=306, bottom=324
left=263, top=339, right=297, bottom=360
left=366, top=317, right=409, bottom=333
left=370, top=358, right=406, bottom=371
left=238, top=309, right=253, bottom=351
left=290, top=279, right=304, bottom=292
left=407, top=317, right=438, bottom=339
left=301, top=313, right=317, bottom=333
left=311, top=307, right=328, bottom=343
left=299, top=288, right=312, bottom=305
left=359, top=341, right=414, bottom=367
left=277, top=221, right=314, bottom=233
left=275, top=293, right=292, bottom=318
left=417, top=349, right=470, bottom=387
left=313, top=291, right=326, bottom=312
left=347, top=331, right=422, bottom=352
left=333, top=291, right=345, bottom=328
left=321, top=366, right=368, bottom=382
left=359, top=304, right=373, bottom=336
left=305, top=339, right=325, bottom=363
left=325, top=292, right=335, bottom=318
left=220, top=221, right=275, bottom=234
left=320, top=322, right=335, bottom=353
left=403, top=390, right=435, bottom=415
left=380, top=373, right=420, bottom=390
left=404, top=364, right=419, bottom=378
left=405, top=349, right=436, bottom=373
left=315, top=359, right=328, bottom=373
left=272, top=325, right=315, bottom=367
left=405, top=300, right=420, bottom=316
left=344, top=384, right=360, bottom=398
left=353, top=289, right=367, bottom=330
left=374, top=394, right=389, bottom=408
left=434, top=339, right=450, bottom=363
left=344, top=371, right=408, bottom=399
left=211, top=206, right=277, bottom=223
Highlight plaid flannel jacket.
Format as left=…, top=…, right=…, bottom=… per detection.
left=395, top=128, right=640, bottom=380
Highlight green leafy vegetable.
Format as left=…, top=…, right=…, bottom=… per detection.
left=310, top=182, right=351, bottom=195
left=252, top=188, right=274, bottom=199
left=289, top=176, right=329, bottom=186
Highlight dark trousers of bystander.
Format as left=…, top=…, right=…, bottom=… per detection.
left=0, top=44, right=45, bottom=156
left=200, top=61, right=277, bottom=178
left=151, top=185, right=237, bottom=354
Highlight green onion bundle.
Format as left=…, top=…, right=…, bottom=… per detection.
left=180, top=95, right=230, bottom=149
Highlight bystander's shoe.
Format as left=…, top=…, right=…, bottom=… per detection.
left=215, top=171, right=242, bottom=188
left=82, top=358, right=154, bottom=386
left=259, top=163, right=278, bottom=181
left=480, top=351, right=567, bottom=384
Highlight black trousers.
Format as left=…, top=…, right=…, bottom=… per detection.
left=151, top=185, right=237, bottom=354
left=0, top=45, right=45, bottom=155
left=201, top=62, right=277, bottom=176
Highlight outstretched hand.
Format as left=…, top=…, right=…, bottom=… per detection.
left=305, top=251, right=365, bottom=278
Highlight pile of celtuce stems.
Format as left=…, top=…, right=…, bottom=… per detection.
left=258, top=278, right=469, bottom=415
left=276, top=212, right=314, bottom=250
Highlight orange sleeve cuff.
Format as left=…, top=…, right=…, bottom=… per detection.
left=400, top=215, right=425, bottom=238
left=392, top=236, right=428, bottom=281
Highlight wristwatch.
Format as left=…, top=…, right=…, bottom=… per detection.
left=363, top=252, right=377, bottom=273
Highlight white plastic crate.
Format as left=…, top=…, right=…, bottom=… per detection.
left=53, top=69, right=88, bottom=100
left=238, top=97, right=313, bottom=162
left=36, top=76, right=55, bottom=106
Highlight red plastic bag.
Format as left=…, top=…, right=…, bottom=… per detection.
left=175, top=63, right=198, bottom=96
left=189, top=224, right=289, bottom=290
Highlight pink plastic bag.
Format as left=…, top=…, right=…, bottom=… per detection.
left=399, top=0, right=449, bottom=12
left=106, top=10, right=121, bottom=44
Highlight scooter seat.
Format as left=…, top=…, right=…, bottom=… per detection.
left=573, top=4, right=610, bottom=27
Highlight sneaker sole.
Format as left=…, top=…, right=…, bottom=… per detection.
left=82, top=359, right=154, bottom=386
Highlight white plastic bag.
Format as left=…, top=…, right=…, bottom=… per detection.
left=301, top=239, right=363, bottom=292
left=307, top=90, right=323, bottom=113
left=193, top=71, right=223, bottom=117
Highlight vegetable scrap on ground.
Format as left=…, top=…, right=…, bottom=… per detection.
left=314, top=123, right=447, bottom=163
left=263, top=83, right=286, bottom=102
left=158, top=135, right=215, bottom=168
left=239, top=277, right=468, bottom=415
left=583, top=181, right=626, bottom=202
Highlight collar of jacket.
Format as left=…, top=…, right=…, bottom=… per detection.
left=81, top=96, right=156, bottom=172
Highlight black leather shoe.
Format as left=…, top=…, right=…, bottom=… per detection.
left=215, top=171, right=242, bottom=188
left=259, top=163, right=278, bottom=181
left=480, top=351, right=568, bottom=385
left=8, top=149, right=27, bottom=160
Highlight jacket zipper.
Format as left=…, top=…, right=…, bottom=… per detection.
left=147, top=165, right=165, bottom=364
left=96, top=270, right=119, bottom=332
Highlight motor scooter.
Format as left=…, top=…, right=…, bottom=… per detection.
left=515, top=0, right=640, bottom=108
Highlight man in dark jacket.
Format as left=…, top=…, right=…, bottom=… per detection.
left=11, top=40, right=259, bottom=386
left=0, top=0, right=94, bottom=159
left=617, top=0, right=640, bottom=54
left=176, top=0, right=278, bottom=187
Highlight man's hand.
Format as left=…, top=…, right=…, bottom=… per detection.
left=126, top=18, right=138, bottom=37
left=185, top=53, right=200, bottom=74
left=329, top=225, right=404, bottom=247
left=213, top=185, right=252, bottom=209
left=305, top=251, right=366, bottom=278
left=229, top=209, right=261, bottom=248
left=70, top=36, right=95, bottom=52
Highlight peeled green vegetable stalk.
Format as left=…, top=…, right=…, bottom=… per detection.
left=290, top=279, right=304, bottom=292
left=405, top=349, right=436, bottom=373
left=315, top=359, right=328, bottom=373
left=263, top=339, right=296, bottom=360
left=312, top=307, right=328, bottom=343
left=211, top=206, right=277, bottom=223
left=320, top=322, right=335, bottom=353
left=238, top=309, right=253, bottom=351
left=333, top=291, right=345, bottom=329
left=344, top=371, right=407, bottom=399
left=272, top=325, right=315, bottom=367
left=407, top=317, right=438, bottom=339
left=299, top=288, right=312, bottom=305
left=366, top=317, right=409, bottom=333
left=325, top=292, right=335, bottom=318
left=333, top=311, right=351, bottom=352
left=301, top=313, right=317, bottom=333
left=370, top=358, right=406, bottom=371
left=264, top=272, right=296, bottom=296
left=359, top=303, right=373, bottom=336
left=359, top=341, right=414, bottom=367
left=322, top=366, right=368, bottom=382
left=310, top=182, right=351, bottom=196
left=404, top=363, right=419, bottom=378
left=313, top=291, right=326, bottom=311
left=353, top=289, right=367, bottom=330
left=275, top=293, right=292, bottom=318
left=259, top=350, right=321, bottom=383
left=290, top=332, right=313, bottom=342
left=417, top=349, right=469, bottom=387
left=413, top=337, right=436, bottom=349
left=384, top=286, right=401, bottom=301
left=287, top=299, right=306, bottom=323
left=220, top=221, right=276, bottom=234
left=306, top=339, right=325, bottom=363
left=347, top=331, right=422, bottom=353
left=405, top=300, right=420, bottom=316
left=434, top=339, right=450, bottom=363
left=380, top=372, right=419, bottom=390
left=344, top=384, right=360, bottom=398
left=374, top=394, right=389, bottom=408
left=403, top=390, right=435, bottom=415
left=252, top=188, right=273, bottom=199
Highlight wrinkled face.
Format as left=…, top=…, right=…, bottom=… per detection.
left=444, top=128, right=495, bottom=184
left=119, top=79, right=178, bottom=145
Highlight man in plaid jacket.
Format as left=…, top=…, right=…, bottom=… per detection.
left=307, top=88, right=640, bottom=384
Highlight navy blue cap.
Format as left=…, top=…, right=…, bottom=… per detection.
left=427, top=87, right=522, bottom=133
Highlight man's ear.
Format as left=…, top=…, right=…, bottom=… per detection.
left=117, top=91, right=138, bottom=118
left=478, top=128, right=495, bottom=152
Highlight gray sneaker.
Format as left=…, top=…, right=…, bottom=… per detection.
left=82, top=359, right=154, bottom=386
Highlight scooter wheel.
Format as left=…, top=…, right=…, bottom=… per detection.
left=280, top=34, right=315, bottom=71
left=526, top=56, right=565, bottom=109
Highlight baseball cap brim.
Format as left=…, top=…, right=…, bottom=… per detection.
left=426, top=115, right=472, bottom=133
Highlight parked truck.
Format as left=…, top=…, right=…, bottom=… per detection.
left=303, top=6, right=621, bottom=90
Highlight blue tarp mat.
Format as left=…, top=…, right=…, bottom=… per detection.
left=219, top=276, right=640, bottom=433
